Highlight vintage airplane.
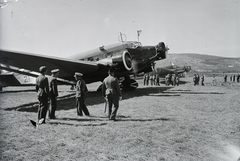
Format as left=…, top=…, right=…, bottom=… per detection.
left=149, top=62, right=191, bottom=78
left=0, top=41, right=168, bottom=91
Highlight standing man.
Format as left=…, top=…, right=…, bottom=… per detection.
left=156, top=74, right=160, bottom=86
left=196, top=74, right=200, bottom=85
left=143, top=74, right=147, bottom=86
left=193, top=74, right=197, bottom=86
left=48, top=69, right=59, bottom=119
left=146, top=74, right=149, bottom=86
left=74, top=72, right=90, bottom=116
left=212, top=74, right=217, bottom=86
left=102, top=68, right=122, bottom=121
left=201, top=74, right=205, bottom=86
left=36, top=66, right=49, bottom=124
left=224, top=73, right=227, bottom=83
left=175, top=74, right=179, bottom=86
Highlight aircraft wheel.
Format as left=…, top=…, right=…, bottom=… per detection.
left=122, top=79, right=138, bottom=91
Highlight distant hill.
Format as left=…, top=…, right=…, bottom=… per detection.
left=155, top=53, right=240, bottom=74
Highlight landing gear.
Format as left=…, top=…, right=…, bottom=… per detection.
left=121, top=76, right=138, bottom=91
left=98, top=76, right=138, bottom=92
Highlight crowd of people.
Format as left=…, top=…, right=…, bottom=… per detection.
left=143, top=73, right=180, bottom=86
left=192, top=73, right=240, bottom=86
left=164, top=74, right=179, bottom=86
left=193, top=74, right=205, bottom=86
left=143, top=74, right=160, bottom=86
left=224, top=73, right=240, bottom=83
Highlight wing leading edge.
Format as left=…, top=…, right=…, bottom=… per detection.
left=0, top=49, right=99, bottom=80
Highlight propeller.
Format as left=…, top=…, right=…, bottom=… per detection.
left=165, top=43, right=169, bottom=54
left=131, top=59, right=138, bottom=74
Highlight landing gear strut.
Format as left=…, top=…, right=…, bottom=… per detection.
left=121, top=76, right=138, bottom=91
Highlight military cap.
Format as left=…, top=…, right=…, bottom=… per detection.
left=74, top=72, right=83, bottom=77
left=51, top=69, right=59, bottom=74
left=39, top=66, right=47, bottom=73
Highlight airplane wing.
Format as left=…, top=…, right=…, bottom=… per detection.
left=0, top=50, right=99, bottom=80
left=0, top=74, right=21, bottom=86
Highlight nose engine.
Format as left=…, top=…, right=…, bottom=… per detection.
left=156, top=42, right=168, bottom=59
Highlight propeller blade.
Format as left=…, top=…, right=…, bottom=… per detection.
left=131, top=60, right=138, bottom=74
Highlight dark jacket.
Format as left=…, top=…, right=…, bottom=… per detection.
left=49, top=76, right=58, bottom=97
left=36, top=74, right=49, bottom=97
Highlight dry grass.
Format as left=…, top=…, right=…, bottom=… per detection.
left=0, top=77, right=240, bottom=161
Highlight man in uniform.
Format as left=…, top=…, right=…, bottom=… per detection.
left=201, top=74, right=205, bottom=86
left=48, top=69, right=59, bottom=119
left=212, top=74, right=217, bottom=86
left=36, top=66, right=49, bottom=124
left=143, top=74, right=147, bottom=86
left=102, top=68, right=122, bottom=121
left=155, top=74, right=160, bottom=86
left=165, top=74, right=170, bottom=86
left=74, top=72, right=90, bottom=116
left=196, top=74, right=200, bottom=85
left=175, top=74, right=179, bottom=86
left=193, top=74, right=197, bottom=86
left=224, top=73, right=227, bottom=83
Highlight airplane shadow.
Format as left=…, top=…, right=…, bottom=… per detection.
left=8, top=86, right=173, bottom=112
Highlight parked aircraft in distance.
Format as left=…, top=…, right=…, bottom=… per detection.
left=149, top=62, right=191, bottom=78
left=0, top=41, right=168, bottom=91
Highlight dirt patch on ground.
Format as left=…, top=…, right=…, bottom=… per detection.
left=0, top=78, right=240, bottom=161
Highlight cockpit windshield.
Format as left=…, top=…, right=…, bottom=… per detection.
left=128, top=41, right=142, bottom=48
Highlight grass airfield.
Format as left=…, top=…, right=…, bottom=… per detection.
left=0, top=77, right=240, bottom=161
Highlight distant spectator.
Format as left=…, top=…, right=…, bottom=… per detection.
left=201, top=74, right=205, bottom=86
left=165, top=74, right=170, bottom=86
left=224, top=74, right=227, bottom=83
left=143, top=74, right=148, bottom=86
left=175, top=74, right=179, bottom=86
left=212, top=74, right=217, bottom=86
left=196, top=74, right=200, bottom=85
left=155, top=74, right=160, bottom=86
left=193, top=74, right=197, bottom=86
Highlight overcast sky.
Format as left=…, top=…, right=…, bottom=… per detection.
left=0, top=0, right=239, bottom=58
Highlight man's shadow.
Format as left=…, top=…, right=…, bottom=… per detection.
left=47, top=115, right=173, bottom=127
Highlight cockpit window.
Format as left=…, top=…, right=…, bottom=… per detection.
left=87, top=57, right=94, bottom=61
left=131, top=42, right=142, bottom=48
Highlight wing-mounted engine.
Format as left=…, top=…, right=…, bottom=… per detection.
left=96, top=51, right=133, bottom=73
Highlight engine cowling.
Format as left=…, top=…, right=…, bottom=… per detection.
left=156, top=42, right=168, bottom=59
left=112, top=51, right=132, bottom=71
left=97, top=51, right=133, bottom=72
